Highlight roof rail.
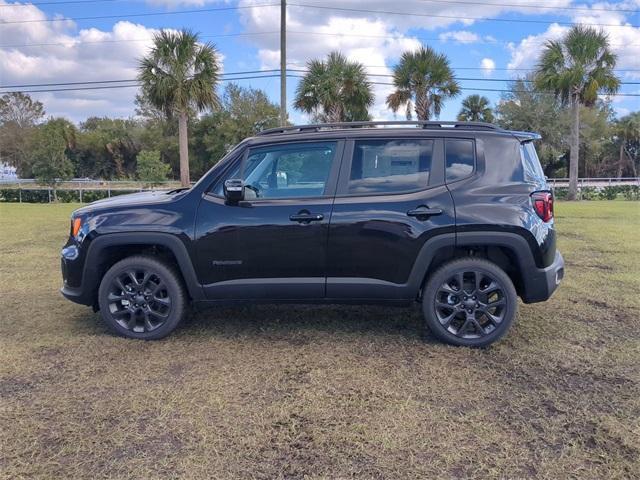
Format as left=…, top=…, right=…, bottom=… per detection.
left=256, top=120, right=503, bottom=136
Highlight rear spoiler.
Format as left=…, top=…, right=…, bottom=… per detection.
left=510, top=130, right=542, bottom=142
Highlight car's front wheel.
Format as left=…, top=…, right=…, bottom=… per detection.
left=98, top=255, right=186, bottom=340
left=422, top=258, right=517, bottom=347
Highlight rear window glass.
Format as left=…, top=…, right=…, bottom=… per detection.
left=521, top=142, right=546, bottom=182
left=348, top=139, right=433, bottom=195
left=445, top=139, right=475, bottom=181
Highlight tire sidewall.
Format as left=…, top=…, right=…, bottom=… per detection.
left=98, top=257, right=185, bottom=340
left=422, top=259, right=517, bottom=347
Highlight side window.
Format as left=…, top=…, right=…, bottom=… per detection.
left=228, top=141, right=337, bottom=199
left=348, top=139, right=433, bottom=195
left=445, top=139, right=475, bottom=182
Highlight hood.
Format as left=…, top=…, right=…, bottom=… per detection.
left=73, top=189, right=188, bottom=216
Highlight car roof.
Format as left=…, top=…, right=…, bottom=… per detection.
left=248, top=121, right=540, bottom=144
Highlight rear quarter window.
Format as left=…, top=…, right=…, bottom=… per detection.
left=445, top=139, right=475, bottom=182
left=521, top=142, right=546, bottom=183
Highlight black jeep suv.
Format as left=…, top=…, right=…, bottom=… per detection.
left=61, top=121, right=564, bottom=347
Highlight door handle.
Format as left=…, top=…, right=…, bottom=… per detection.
left=289, top=213, right=324, bottom=223
left=407, top=207, right=443, bottom=218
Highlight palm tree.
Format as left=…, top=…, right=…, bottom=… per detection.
left=294, top=51, right=374, bottom=122
left=534, top=25, right=619, bottom=200
left=457, top=95, right=494, bottom=123
left=138, top=29, right=220, bottom=187
left=387, top=46, right=460, bottom=121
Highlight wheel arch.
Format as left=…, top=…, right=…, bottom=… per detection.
left=82, top=232, right=204, bottom=308
left=412, top=231, right=538, bottom=301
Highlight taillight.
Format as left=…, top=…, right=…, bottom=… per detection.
left=531, top=191, right=553, bottom=222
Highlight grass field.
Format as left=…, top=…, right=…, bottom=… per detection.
left=1, top=201, right=639, bottom=479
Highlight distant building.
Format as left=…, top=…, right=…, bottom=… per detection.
left=0, top=162, right=18, bottom=180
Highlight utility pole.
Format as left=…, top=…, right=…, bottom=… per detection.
left=280, top=0, right=287, bottom=126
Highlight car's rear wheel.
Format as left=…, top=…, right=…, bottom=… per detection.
left=98, top=255, right=186, bottom=340
left=422, top=258, right=517, bottom=347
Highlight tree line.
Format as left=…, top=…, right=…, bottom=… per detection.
left=0, top=26, right=638, bottom=201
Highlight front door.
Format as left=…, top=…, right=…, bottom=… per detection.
left=195, top=140, right=343, bottom=300
left=326, top=137, right=456, bottom=300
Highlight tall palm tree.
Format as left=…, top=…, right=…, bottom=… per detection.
left=138, top=29, right=220, bottom=187
left=534, top=25, right=619, bottom=200
left=294, top=51, right=374, bottom=123
left=457, top=95, right=494, bottom=122
left=387, top=46, right=460, bottom=121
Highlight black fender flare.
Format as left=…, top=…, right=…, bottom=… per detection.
left=406, top=230, right=539, bottom=299
left=456, top=231, right=538, bottom=271
left=82, top=232, right=205, bottom=302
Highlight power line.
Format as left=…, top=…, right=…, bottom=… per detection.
left=0, top=0, right=121, bottom=6
left=2, top=73, right=639, bottom=96
left=0, top=74, right=294, bottom=93
left=285, top=68, right=640, bottom=84
left=287, top=61, right=640, bottom=73
left=0, top=31, right=280, bottom=48
left=0, top=3, right=280, bottom=25
left=287, top=2, right=640, bottom=28
left=4, top=70, right=640, bottom=89
left=0, top=70, right=282, bottom=89
left=285, top=30, right=634, bottom=48
left=415, top=0, right=639, bottom=14
left=5, top=28, right=637, bottom=50
left=3, top=0, right=637, bottom=13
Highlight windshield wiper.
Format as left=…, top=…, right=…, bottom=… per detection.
left=166, top=187, right=190, bottom=194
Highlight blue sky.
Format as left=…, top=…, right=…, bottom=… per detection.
left=1, top=0, right=638, bottom=123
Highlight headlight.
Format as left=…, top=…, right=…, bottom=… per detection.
left=70, top=216, right=89, bottom=241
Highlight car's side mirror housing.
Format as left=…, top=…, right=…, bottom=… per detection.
left=223, top=179, right=245, bottom=203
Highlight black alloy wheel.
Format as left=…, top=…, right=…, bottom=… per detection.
left=422, top=258, right=517, bottom=347
left=106, top=269, right=171, bottom=333
left=98, top=255, right=186, bottom=340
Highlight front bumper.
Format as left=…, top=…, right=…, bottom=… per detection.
left=60, top=245, right=94, bottom=306
left=521, top=251, right=565, bottom=304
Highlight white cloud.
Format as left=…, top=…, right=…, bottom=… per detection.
left=480, top=58, right=496, bottom=76
left=0, top=1, right=164, bottom=121
left=507, top=4, right=640, bottom=81
left=438, top=31, right=480, bottom=44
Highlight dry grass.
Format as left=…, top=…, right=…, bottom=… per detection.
left=0, top=201, right=639, bottom=479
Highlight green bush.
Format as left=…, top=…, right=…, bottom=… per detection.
left=600, top=186, right=620, bottom=200
left=553, top=187, right=569, bottom=200
left=57, top=190, right=80, bottom=203
left=82, top=190, right=110, bottom=203
left=621, top=185, right=640, bottom=201
left=0, top=189, right=21, bottom=202
left=580, top=187, right=599, bottom=200
left=21, top=189, right=50, bottom=203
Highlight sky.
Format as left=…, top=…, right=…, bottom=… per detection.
left=0, top=0, right=638, bottom=124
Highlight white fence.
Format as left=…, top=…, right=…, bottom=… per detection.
left=547, top=177, right=640, bottom=188
left=1, top=178, right=638, bottom=203
left=0, top=179, right=182, bottom=203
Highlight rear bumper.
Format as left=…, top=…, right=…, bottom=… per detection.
left=521, top=250, right=564, bottom=303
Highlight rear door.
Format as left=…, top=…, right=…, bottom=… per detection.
left=195, top=139, right=343, bottom=300
left=326, top=136, right=455, bottom=300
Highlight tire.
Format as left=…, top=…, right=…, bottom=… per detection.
left=421, top=258, right=517, bottom=347
left=97, top=255, right=186, bottom=340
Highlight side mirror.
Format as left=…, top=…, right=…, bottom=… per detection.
left=223, top=179, right=245, bottom=203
